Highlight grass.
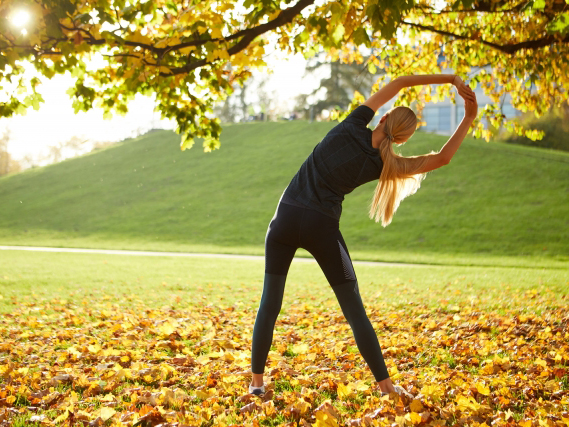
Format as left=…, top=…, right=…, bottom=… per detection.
left=0, top=249, right=566, bottom=314
left=0, top=121, right=567, bottom=268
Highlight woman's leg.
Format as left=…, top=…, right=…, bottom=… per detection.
left=250, top=203, right=301, bottom=387
left=301, top=211, right=394, bottom=389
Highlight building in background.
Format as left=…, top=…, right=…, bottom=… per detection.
left=371, top=54, right=522, bottom=135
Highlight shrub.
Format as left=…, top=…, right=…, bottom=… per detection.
left=500, top=104, right=569, bottom=152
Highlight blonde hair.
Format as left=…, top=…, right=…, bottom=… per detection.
left=370, top=106, right=429, bottom=227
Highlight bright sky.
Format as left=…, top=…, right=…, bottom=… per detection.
left=2, top=52, right=316, bottom=165
left=0, top=5, right=416, bottom=166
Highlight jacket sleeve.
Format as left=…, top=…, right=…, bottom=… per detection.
left=342, top=105, right=375, bottom=127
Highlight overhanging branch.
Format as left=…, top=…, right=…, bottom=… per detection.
left=401, top=20, right=569, bottom=54
left=167, top=0, right=315, bottom=76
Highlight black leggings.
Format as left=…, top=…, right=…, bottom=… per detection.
left=251, top=202, right=389, bottom=382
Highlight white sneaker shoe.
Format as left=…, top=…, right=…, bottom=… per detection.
left=249, top=384, right=265, bottom=396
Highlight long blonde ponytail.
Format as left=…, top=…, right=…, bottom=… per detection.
left=369, top=106, right=429, bottom=227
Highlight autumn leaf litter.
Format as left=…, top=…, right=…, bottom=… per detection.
left=0, top=288, right=568, bottom=427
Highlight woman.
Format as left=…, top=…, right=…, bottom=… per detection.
left=249, top=74, right=478, bottom=397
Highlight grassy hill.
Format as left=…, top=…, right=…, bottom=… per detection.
left=0, top=121, right=568, bottom=267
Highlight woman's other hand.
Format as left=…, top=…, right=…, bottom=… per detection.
left=453, top=76, right=476, bottom=104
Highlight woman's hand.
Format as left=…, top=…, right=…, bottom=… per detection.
left=453, top=75, right=476, bottom=104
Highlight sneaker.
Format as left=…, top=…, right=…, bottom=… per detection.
left=249, top=384, right=265, bottom=396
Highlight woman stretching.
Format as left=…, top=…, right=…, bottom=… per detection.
left=249, top=74, right=478, bottom=397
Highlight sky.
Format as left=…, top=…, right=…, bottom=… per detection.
left=1, top=51, right=318, bottom=166
left=0, top=4, right=414, bottom=167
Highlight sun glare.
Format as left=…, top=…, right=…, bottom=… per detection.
left=10, top=9, right=31, bottom=28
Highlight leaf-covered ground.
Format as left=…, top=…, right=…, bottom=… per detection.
left=1, top=289, right=568, bottom=427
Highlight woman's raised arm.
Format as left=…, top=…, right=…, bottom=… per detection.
left=363, top=74, right=475, bottom=113
left=414, top=91, right=478, bottom=174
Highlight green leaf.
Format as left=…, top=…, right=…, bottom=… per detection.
left=546, top=12, right=569, bottom=34
left=180, top=135, right=195, bottom=151
left=352, top=27, right=370, bottom=47
left=203, top=138, right=220, bottom=152
left=332, top=24, right=345, bottom=44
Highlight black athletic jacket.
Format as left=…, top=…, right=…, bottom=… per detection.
left=281, top=105, right=383, bottom=220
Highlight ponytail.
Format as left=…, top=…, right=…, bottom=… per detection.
left=369, top=106, right=429, bottom=227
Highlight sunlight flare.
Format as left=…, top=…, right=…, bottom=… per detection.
left=10, top=9, right=31, bottom=28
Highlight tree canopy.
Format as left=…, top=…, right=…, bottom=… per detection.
left=1, top=0, right=567, bottom=151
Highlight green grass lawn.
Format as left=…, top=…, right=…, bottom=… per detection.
left=1, top=250, right=566, bottom=314
left=0, top=121, right=568, bottom=267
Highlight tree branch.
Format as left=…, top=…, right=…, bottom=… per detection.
left=416, top=0, right=566, bottom=14
left=400, top=20, right=569, bottom=54
left=167, top=0, right=316, bottom=76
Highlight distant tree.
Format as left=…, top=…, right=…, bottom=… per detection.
left=214, top=84, right=239, bottom=124
left=256, top=78, right=278, bottom=121
left=294, top=93, right=311, bottom=120
left=91, top=139, right=116, bottom=152
left=306, top=54, right=380, bottom=116
left=19, top=153, right=38, bottom=170
left=239, top=78, right=250, bottom=122
left=39, top=136, right=88, bottom=165
left=1, top=0, right=567, bottom=150
left=0, top=129, right=22, bottom=176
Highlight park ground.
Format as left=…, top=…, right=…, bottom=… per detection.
left=0, top=122, right=568, bottom=426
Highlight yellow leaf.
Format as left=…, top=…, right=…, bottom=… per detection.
left=474, top=382, right=490, bottom=396
left=292, top=343, right=309, bottom=354
left=405, top=411, right=423, bottom=425
left=100, top=393, right=115, bottom=402
left=180, top=45, right=196, bottom=55
left=180, top=135, right=194, bottom=151
left=195, top=389, right=211, bottom=400
left=159, top=66, right=173, bottom=75
left=196, top=355, right=210, bottom=365
left=294, top=399, right=311, bottom=414
left=159, top=321, right=176, bottom=336
left=337, top=383, right=353, bottom=399
left=179, top=10, right=195, bottom=25
left=88, top=344, right=101, bottom=354
left=314, top=411, right=338, bottom=427
left=127, top=31, right=153, bottom=46
left=154, top=36, right=180, bottom=48
left=222, top=374, right=240, bottom=383
left=268, top=10, right=281, bottom=20
left=409, top=399, right=424, bottom=412
left=53, top=409, right=69, bottom=424
left=211, top=28, right=223, bottom=39
left=534, top=358, right=547, bottom=367
left=455, top=394, right=481, bottom=412
left=231, top=52, right=250, bottom=67
left=263, top=400, right=276, bottom=416
left=98, top=407, right=116, bottom=421
left=217, top=49, right=230, bottom=60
